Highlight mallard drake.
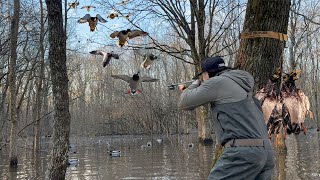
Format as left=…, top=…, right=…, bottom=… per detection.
left=140, top=54, right=157, bottom=69
left=89, top=50, right=119, bottom=67
left=78, top=14, right=107, bottom=32
left=68, top=1, right=79, bottom=8
left=81, top=5, right=96, bottom=12
left=111, top=71, right=158, bottom=94
left=110, top=29, right=148, bottom=47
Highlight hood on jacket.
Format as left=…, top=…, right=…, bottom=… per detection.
left=220, top=70, right=254, bottom=93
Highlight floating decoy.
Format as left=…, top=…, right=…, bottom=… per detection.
left=111, top=71, right=158, bottom=95
left=110, top=29, right=148, bottom=47
left=78, top=14, right=107, bottom=32
left=188, top=143, right=194, bottom=148
left=81, top=5, right=96, bottom=12
left=89, top=50, right=119, bottom=67
left=140, top=54, right=157, bottom=69
left=109, top=150, right=121, bottom=157
left=156, top=138, right=162, bottom=144
left=68, top=1, right=79, bottom=8
left=68, top=159, right=79, bottom=166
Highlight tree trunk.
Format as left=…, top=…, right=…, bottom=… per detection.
left=33, top=0, right=46, bottom=152
left=8, top=0, right=20, bottom=168
left=235, top=0, right=291, bottom=149
left=235, top=0, right=291, bottom=92
left=45, top=0, right=71, bottom=179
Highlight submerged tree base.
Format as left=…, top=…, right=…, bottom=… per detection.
left=199, top=137, right=214, bottom=145
left=10, top=158, right=18, bottom=167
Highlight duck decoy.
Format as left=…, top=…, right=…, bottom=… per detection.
left=68, top=159, right=79, bottom=166
left=140, top=54, right=157, bottom=69
left=188, top=143, right=194, bottom=148
left=109, top=150, right=121, bottom=157
left=80, top=5, right=96, bottom=12
left=68, top=1, right=79, bottom=8
left=89, top=50, right=119, bottom=67
left=78, top=14, right=107, bottom=32
left=111, top=71, right=158, bottom=95
left=110, top=29, right=148, bottom=47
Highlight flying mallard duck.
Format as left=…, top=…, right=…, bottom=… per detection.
left=108, top=11, right=118, bottom=19
left=81, top=5, right=96, bottom=12
left=121, top=13, right=132, bottom=20
left=110, top=29, right=148, bottom=47
left=116, top=0, right=129, bottom=5
left=68, top=1, right=79, bottom=8
left=89, top=50, right=119, bottom=67
left=140, top=54, right=157, bottom=69
left=111, top=71, right=158, bottom=95
left=78, top=14, right=107, bottom=32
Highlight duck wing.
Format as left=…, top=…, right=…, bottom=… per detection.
left=89, top=50, right=106, bottom=56
left=96, top=14, right=107, bottom=23
left=298, top=90, right=311, bottom=122
left=90, top=50, right=109, bottom=66
left=140, top=76, right=159, bottom=82
left=140, top=55, right=153, bottom=69
left=110, top=31, right=120, bottom=38
left=282, top=95, right=301, bottom=125
left=78, top=14, right=91, bottom=23
left=111, top=75, right=131, bottom=83
left=111, top=53, right=119, bottom=59
left=128, top=30, right=148, bottom=39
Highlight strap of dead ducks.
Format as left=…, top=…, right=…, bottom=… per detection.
left=240, top=31, right=288, bottom=41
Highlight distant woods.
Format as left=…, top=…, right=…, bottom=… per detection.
left=0, top=0, right=319, bottom=152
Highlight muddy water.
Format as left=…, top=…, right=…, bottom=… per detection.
left=0, top=130, right=319, bottom=180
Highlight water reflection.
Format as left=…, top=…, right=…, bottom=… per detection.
left=0, top=130, right=319, bottom=180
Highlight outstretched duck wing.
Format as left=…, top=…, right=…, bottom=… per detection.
left=111, top=75, right=131, bottom=83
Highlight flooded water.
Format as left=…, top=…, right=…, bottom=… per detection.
left=0, top=130, right=319, bottom=180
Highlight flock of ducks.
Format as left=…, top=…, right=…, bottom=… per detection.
left=255, top=68, right=312, bottom=143
left=68, top=1, right=158, bottom=95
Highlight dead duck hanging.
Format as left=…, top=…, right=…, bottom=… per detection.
left=255, top=68, right=312, bottom=140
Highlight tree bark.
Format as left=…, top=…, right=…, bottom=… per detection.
left=235, top=0, right=291, bottom=149
left=235, top=0, right=291, bottom=92
left=45, top=0, right=71, bottom=179
left=8, top=0, right=20, bottom=168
